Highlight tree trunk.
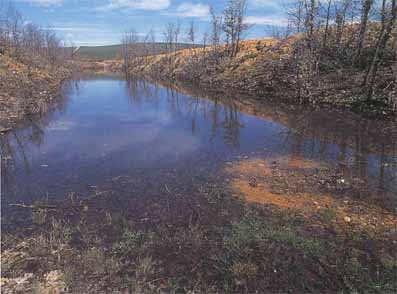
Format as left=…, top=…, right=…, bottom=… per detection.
left=352, top=0, right=374, bottom=67
left=365, top=0, right=397, bottom=100
left=322, top=0, right=332, bottom=48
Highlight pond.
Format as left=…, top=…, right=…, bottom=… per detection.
left=1, top=75, right=396, bottom=220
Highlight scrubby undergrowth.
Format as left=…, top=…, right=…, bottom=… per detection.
left=0, top=52, right=71, bottom=131
left=130, top=27, right=397, bottom=116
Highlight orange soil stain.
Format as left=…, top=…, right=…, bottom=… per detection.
left=225, top=158, right=272, bottom=176
left=226, top=156, right=332, bottom=214
left=231, top=177, right=397, bottom=231
left=225, top=155, right=323, bottom=178
left=287, top=156, right=323, bottom=169
left=226, top=156, right=397, bottom=230
left=232, top=178, right=334, bottom=213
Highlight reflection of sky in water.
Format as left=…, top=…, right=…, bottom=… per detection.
left=4, top=78, right=285, bottom=202
left=2, top=77, right=396, bottom=205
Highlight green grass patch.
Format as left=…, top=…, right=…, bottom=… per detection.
left=2, top=185, right=396, bottom=293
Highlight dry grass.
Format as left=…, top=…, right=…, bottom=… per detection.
left=0, top=53, right=70, bottom=129
left=125, top=24, right=397, bottom=115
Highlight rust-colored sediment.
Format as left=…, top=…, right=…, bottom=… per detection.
left=226, top=155, right=332, bottom=213
left=225, top=156, right=322, bottom=177
left=287, top=156, right=322, bottom=169
left=226, top=156, right=397, bottom=231
left=232, top=178, right=334, bottom=211
left=225, top=158, right=272, bottom=176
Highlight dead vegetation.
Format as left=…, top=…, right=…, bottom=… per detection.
left=0, top=1, right=72, bottom=130
left=130, top=30, right=396, bottom=116
left=1, top=152, right=396, bottom=293
left=123, top=0, right=397, bottom=116
left=0, top=53, right=70, bottom=130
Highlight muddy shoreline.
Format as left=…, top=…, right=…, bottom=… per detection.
left=1, top=75, right=396, bottom=293
left=2, top=151, right=396, bottom=293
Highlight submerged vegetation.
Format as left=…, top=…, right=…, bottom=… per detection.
left=2, top=157, right=396, bottom=293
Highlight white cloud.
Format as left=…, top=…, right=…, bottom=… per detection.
left=23, top=20, right=33, bottom=26
left=252, top=0, right=281, bottom=8
left=173, top=3, right=210, bottom=18
left=48, top=26, right=111, bottom=33
left=97, top=0, right=170, bottom=11
left=19, top=0, right=64, bottom=6
left=245, top=16, right=288, bottom=26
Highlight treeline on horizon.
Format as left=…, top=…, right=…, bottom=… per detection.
left=75, top=43, right=200, bottom=61
left=122, top=0, right=396, bottom=109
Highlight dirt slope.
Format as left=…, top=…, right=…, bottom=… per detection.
left=0, top=53, right=70, bottom=131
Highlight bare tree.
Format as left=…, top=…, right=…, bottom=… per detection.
left=68, top=39, right=77, bottom=60
left=174, top=19, right=181, bottom=51
left=223, top=0, right=248, bottom=58
left=0, top=1, right=6, bottom=52
left=121, top=29, right=139, bottom=74
left=1, top=1, right=69, bottom=67
left=304, top=0, right=318, bottom=51
left=187, top=20, right=196, bottom=45
left=142, top=31, right=150, bottom=62
left=334, top=0, right=352, bottom=50
left=202, top=31, right=208, bottom=50
left=321, top=0, right=333, bottom=48
left=148, top=29, right=156, bottom=56
left=8, top=5, right=22, bottom=58
left=352, top=0, right=374, bottom=66
left=186, top=20, right=198, bottom=59
left=44, top=30, right=62, bottom=67
left=164, top=22, right=175, bottom=54
left=210, top=6, right=223, bottom=62
left=163, top=22, right=176, bottom=67
left=365, top=0, right=397, bottom=99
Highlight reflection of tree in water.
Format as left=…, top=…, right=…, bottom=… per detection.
left=0, top=80, right=74, bottom=201
left=125, top=79, right=395, bottom=176
left=163, top=85, right=245, bottom=147
left=280, top=109, right=397, bottom=201
left=125, top=78, right=245, bottom=147
left=126, top=79, right=160, bottom=108
left=219, top=104, right=244, bottom=147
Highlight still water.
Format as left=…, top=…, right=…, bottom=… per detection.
left=1, top=76, right=396, bottom=216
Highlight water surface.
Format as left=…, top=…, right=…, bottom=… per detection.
left=1, top=76, right=396, bottom=216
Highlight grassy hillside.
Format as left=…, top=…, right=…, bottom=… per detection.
left=75, top=45, right=122, bottom=61
left=75, top=43, right=201, bottom=61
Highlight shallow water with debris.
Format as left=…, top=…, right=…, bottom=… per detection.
left=1, top=75, right=396, bottom=218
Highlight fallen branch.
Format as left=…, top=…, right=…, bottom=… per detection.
left=164, top=184, right=172, bottom=194
left=0, top=127, right=12, bottom=133
left=9, top=203, right=57, bottom=210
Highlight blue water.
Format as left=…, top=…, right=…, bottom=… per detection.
left=1, top=76, right=396, bottom=209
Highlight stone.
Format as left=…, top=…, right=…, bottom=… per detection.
left=344, top=216, right=352, bottom=223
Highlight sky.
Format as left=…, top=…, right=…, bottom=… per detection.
left=12, top=0, right=288, bottom=46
